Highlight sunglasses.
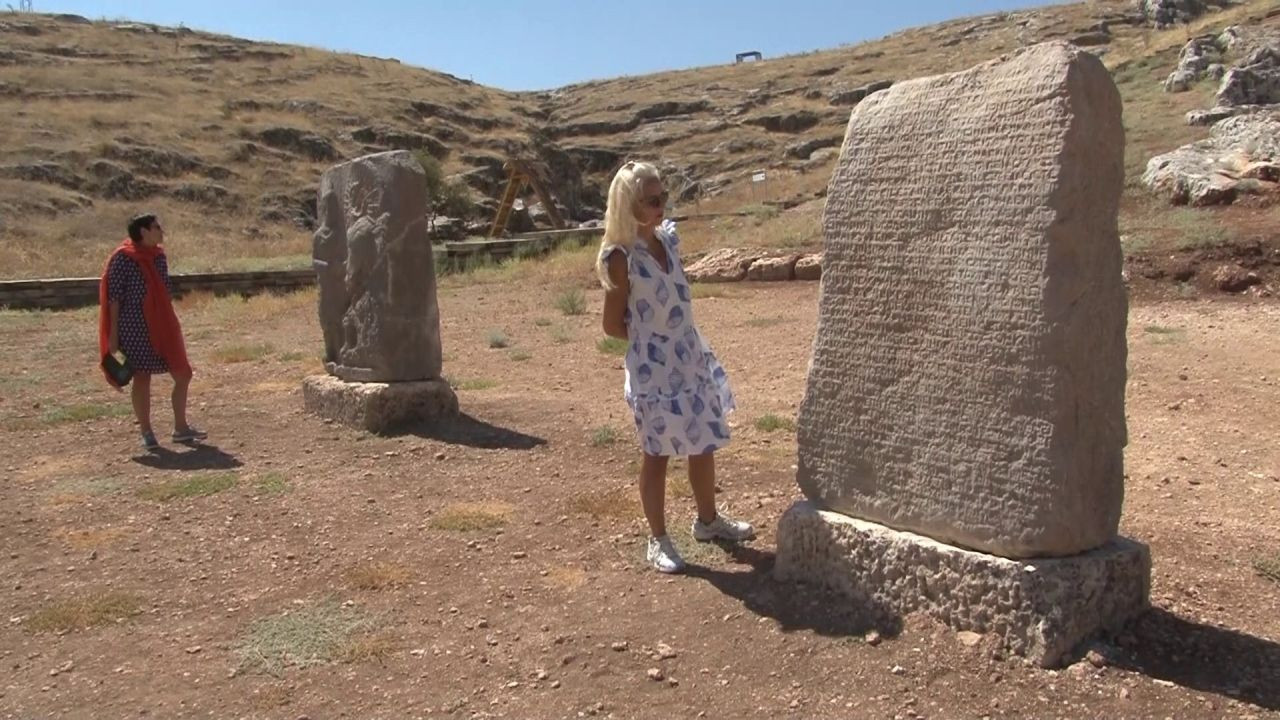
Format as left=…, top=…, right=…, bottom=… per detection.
left=640, top=191, right=669, bottom=209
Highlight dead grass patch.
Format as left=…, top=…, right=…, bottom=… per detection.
left=542, top=566, right=587, bottom=592
left=429, top=502, right=512, bottom=531
left=254, top=472, right=290, bottom=495
left=212, top=343, right=275, bottom=363
left=136, top=472, right=236, bottom=502
left=754, top=413, right=796, bottom=433
left=26, top=590, right=142, bottom=633
left=568, top=486, right=637, bottom=521
left=235, top=600, right=379, bottom=676
left=344, top=561, right=412, bottom=591
left=1254, top=551, right=1280, bottom=585
left=37, top=402, right=132, bottom=427
left=55, top=526, right=130, bottom=550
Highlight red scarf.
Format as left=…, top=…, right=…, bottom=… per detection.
left=98, top=239, right=191, bottom=387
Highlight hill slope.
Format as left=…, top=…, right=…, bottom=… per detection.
left=0, top=1, right=1275, bottom=279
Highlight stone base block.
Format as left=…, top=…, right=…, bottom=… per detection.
left=774, top=501, right=1151, bottom=667
left=302, top=374, right=458, bottom=433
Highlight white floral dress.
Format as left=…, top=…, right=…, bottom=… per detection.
left=606, top=220, right=736, bottom=457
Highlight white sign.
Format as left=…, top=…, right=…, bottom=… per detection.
left=751, top=171, right=767, bottom=183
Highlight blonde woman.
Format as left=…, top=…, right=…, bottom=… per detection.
left=598, top=161, right=754, bottom=573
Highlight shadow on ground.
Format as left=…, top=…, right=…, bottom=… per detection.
left=131, top=442, right=243, bottom=470
left=686, top=544, right=901, bottom=639
left=1108, top=608, right=1280, bottom=711
left=397, top=412, right=547, bottom=451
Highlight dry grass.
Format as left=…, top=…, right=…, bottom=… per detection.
left=590, top=425, right=620, bottom=447
left=2, top=1, right=1276, bottom=280
left=429, top=502, right=512, bottom=531
left=541, top=566, right=587, bottom=592
left=26, top=591, right=142, bottom=633
left=667, top=476, right=695, bottom=500
left=344, top=561, right=412, bottom=591
left=554, top=288, right=587, bottom=316
left=754, top=413, right=796, bottom=433
left=596, top=336, right=628, bottom=356
left=136, top=472, right=237, bottom=502
left=568, top=486, right=637, bottom=521
left=486, top=329, right=511, bottom=349
left=1255, top=551, right=1280, bottom=585
left=54, top=526, right=130, bottom=550
left=36, top=403, right=132, bottom=427
left=235, top=600, right=380, bottom=675
left=212, top=342, right=276, bottom=364
left=254, top=472, right=291, bottom=495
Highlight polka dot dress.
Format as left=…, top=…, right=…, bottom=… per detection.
left=106, top=253, right=172, bottom=374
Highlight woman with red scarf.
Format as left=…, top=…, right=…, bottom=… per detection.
left=99, top=213, right=206, bottom=451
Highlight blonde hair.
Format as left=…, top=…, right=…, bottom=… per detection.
left=596, top=161, right=662, bottom=289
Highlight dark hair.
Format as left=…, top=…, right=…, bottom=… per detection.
left=127, top=213, right=158, bottom=243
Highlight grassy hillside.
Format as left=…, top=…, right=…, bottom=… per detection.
left=0, top=0, right=1275, bottom=279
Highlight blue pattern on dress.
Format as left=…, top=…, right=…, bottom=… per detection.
left=604, top=220, right=736, bottom=457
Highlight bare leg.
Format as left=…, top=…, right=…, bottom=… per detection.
left=638, top=454, right=670, bottom=537
left=131, top=372, right=153, bottom=434
left=688, top=452, right=718, bottom=525
left=171, top=370, right=191, bottom=431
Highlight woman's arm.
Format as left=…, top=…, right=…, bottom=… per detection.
left=601, top=249, right=630, bottom=340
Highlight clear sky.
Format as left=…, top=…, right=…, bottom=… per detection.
left=42, top=1, right=1062, bottom=90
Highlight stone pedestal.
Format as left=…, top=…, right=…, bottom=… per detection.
left=302, top=374, right=457, bottom=434
left=774, top=501, right=1151, bottom=667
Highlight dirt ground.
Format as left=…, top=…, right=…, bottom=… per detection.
left=1, top=274, right=1278, bottom=719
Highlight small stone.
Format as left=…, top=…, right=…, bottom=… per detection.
left=864, top=630, right=882, bottom=646
left=435, top=452, right=446, bottom=461
left=667, top=677, right=679, bottom=687
left=890, top=665, right=906, bottom=676
left=551, top=680, right=561, bottom=689
left=957, top=631, right=982, bottom=647
left=655, top=642, right=677, bottom=659
left=646, top=667, right=665, bottom=681
left=185, top=646, right=202, bottom=654
left=511, top=552, right=527, bottom=560
left=535, top=670, right=549, bottom=681
left=611, top=641, right=628, bottom=652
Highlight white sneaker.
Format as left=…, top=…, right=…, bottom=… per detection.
left=692, top=512, right=755, bottom=543
left=646, top=535, right=686, bottom=574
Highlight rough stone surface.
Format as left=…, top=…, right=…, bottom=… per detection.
left=302, top=374, right=457, bottom=433
left=1216, top=45, right=1280, bottom=107
left=746, top=255, right=799, bottom=281
left=1164, top=35, right=1222, bottom=92
left=1145, top=110, right=1280, bottom=205
left=773, top=501, right=1151, bottom=668
left=313, top=150, right=445, bottom=382
left=684, top=248, right=769, bottom=283
left=1137, top=0, right=1232, bottom=28
left=800, top=42, right=1127, bottom=559
left=1211, top=263, right=1262, bottom=292
left=794, top=254, right=823, bottom=281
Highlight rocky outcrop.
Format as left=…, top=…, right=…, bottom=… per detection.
left=257, top=127, right=339, bottom=162
left=1137, top=0, right=1235, bottom=28
left=685, top=249, right=822, bottom=283
left=1144, top=110, right=1280, bottom=205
